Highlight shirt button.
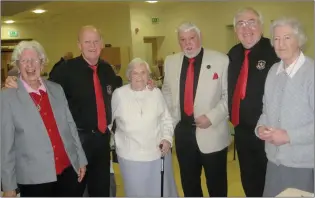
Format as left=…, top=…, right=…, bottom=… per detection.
left=53, top=145, right=56, bottom=149
left=48, top=129, right=52, bottom=132
left=55, top=157, right=59, bottom=160
left=44, top=112, right=47, bottom=115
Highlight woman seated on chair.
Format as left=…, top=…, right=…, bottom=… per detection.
left=110, top=58, right=178, bottom=197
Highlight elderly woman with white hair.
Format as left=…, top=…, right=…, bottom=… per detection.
left=111, top=58, right=178, bottom=197
left=1, top=40, right=87, bottom=197
left=255, top=17, right=314, bottom=196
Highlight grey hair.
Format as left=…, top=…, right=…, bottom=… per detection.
left=233, top=7, right=264, bottom=27
left=177, top=22, right=201, bottom=39
left=270, top=17, right=307, bottom=48
left=126, top=58, right=151, bottom=80
left=11, top=40, right=48, bottom=67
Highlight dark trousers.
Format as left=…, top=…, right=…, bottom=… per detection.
left=18, top=166, right=80, bottom=197
left=78, top=130, right=110, bottom=197
left=175, top=122, right=228, bottom=197
left=235, top=126, right=268, bottom=197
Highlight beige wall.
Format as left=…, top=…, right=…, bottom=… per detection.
left=1, top=1, right=314, bottom=81
left=130, top=1, right=314, bottom=60
left=1, top=2, right=132, bottom=77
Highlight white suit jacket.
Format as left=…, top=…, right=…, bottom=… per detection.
left=162, top=48, right=231, bottom=153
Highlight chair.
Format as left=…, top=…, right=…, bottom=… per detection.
left=229, top=122, right=236, bottom=160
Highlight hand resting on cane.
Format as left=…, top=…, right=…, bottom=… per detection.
left=159, top=139, right=171, bottom=157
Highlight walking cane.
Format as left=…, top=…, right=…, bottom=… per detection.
left=159, top=144, right=165, bottom=197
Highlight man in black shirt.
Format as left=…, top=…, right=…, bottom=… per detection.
left=227, top=7, right=280, bottom=197
left=5, top=26, right=117, bottom=197
left=51, top=26, right=117, bottom=197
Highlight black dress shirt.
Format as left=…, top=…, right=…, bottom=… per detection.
left=179, top=48, right=204, bottom=123
left=49, top=55, right=117, bottom=132
left=227, top=37, right=280, bottom=129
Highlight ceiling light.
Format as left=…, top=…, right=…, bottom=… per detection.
left=4, top=20, right=15, bottom=24
left=146, top=1, right=158, bottom=3
left=32, top=9, right=46, bottom=14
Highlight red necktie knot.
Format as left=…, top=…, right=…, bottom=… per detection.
left=89, top=65, right=97, bottom=72
left=189, top=58, right=195, bottom=64
left=244, top=49, right=250, bottom=56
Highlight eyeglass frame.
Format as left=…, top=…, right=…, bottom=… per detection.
left=235, top=19, right=260, bottom=29
left=17, top=58, right=43, bottom=66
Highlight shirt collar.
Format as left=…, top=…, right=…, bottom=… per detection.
left=276, top=51, right=305, bottom=78
left=20, top=76, right=46, bottom=95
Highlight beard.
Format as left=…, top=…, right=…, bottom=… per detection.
left=183, top=46, right=202, bottom=58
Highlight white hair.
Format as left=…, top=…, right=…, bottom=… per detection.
left=270, top=17, right=307, bottom=48
left=126, top=58, right=151, bottom=80
left=233, top=7, right=264, bottom=27
left=177, top=22, right=201, bottom=39
left=11, top=40, right=48, bottom=67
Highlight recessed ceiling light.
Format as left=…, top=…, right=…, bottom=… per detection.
left=146, top=1, right=158, bottom=3
left=32, top=9, right=46, bottom=14
left=4, top=20, right=15, bottom=24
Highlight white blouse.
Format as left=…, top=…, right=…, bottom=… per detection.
left=111, top=84, right=174, bottom=161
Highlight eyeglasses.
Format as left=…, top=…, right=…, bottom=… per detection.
left=236, top=19, right=259, bottom=29
left=18, top=59, right=41, bottom=65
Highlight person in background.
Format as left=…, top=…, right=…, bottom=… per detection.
left=49, top=51, right=73, bottom=78
left=4, top=26, right=117, bottom=197
left=151, top=59, right=164, bottom=88
left=162, top=22, right=230, bottom=197
left=111, top=58, right=178, bottom=197
left=227, top=7, right=279, bottom=197
left=256, top=17, right=314, bottom=197
left=1, top=40, right=87, bottom=197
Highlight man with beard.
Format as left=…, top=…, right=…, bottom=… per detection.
left=162, top=22, right=230, bottom=197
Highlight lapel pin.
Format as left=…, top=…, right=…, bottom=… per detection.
left=207, top=65, right=211, bottom=69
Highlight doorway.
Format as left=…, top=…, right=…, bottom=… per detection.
left=1, top=39, right=32, bottom=86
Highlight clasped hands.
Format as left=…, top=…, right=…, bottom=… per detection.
left=257, top=126, right=290, bottom=146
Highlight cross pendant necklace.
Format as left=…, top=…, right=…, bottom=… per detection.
left=133, top=92, right=144, bottom=117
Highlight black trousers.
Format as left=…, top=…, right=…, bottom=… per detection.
left=234, top=125, right=268, bottom=197
left=78, top=130, right=110, bottom=197
left=175, top=122, right=228, bottom=197
left=18, top=166, right=80, bottom=197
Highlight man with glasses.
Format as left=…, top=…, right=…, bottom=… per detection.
left=227, top=7, right=279, bottom=197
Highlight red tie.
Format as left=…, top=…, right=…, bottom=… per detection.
left=231, top=50, right=250, bottom=127
left=90, top=65, right=107, bottom=133
left=184, top=58, right=195, bottom=116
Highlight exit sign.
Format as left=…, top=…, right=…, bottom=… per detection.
left=8, top=30, right=19, bottom=38
left=152, top=17, right=159, bottom=24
